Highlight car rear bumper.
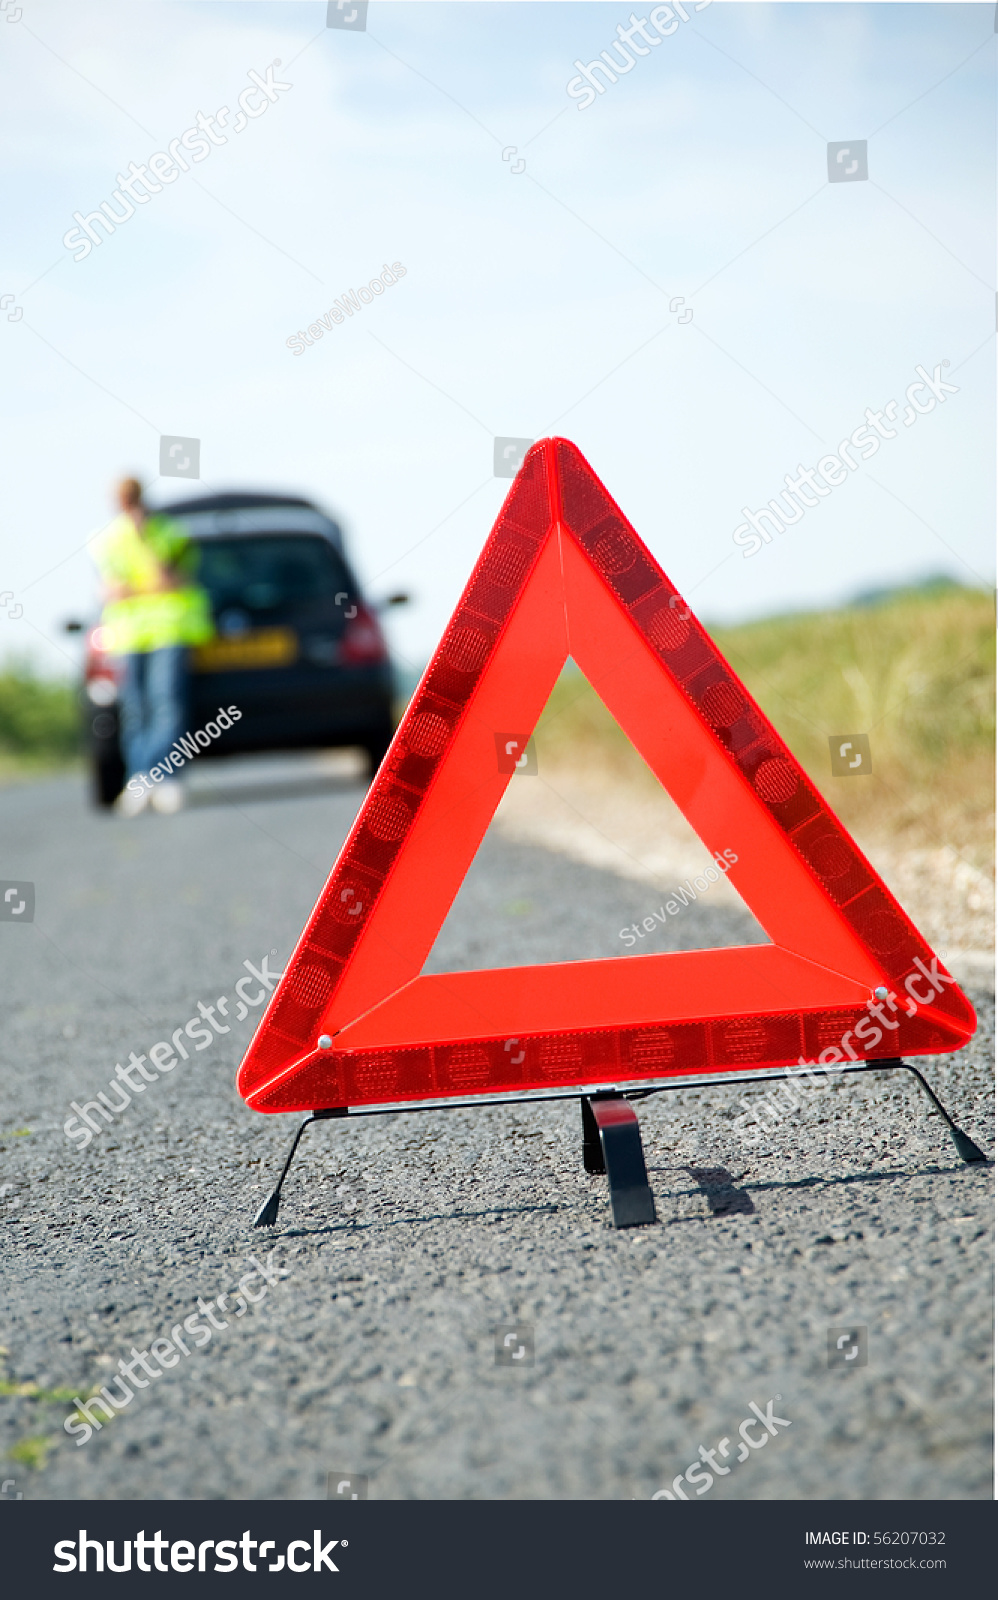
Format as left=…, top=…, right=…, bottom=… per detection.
left=83, top=663, right=396, bottom=757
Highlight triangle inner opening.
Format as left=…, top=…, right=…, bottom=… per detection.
left=424, top=660, right=770, bottom=978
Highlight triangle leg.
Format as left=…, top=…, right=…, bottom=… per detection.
left=252, top=1109, right=346, bottom=1227
left=581, top=1095, right=606, bottom=1174
left=586, top=1095, right=657, bottom=1228
left=892, top=1061, right=988, bottom=1165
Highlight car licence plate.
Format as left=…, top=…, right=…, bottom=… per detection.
left=192, top=628, right=298, bottom=672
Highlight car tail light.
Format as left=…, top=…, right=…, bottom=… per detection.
left=86, top=676, right=118, bottom=706
left=340, top=603, right=388, bottom=665
left=84, top=627, right=122, bottom=701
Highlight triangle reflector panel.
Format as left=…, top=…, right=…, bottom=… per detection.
left=238, top=440, right=976, bottom=1114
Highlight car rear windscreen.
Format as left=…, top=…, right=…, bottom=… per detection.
left=195, top=535, right=351, bottom=613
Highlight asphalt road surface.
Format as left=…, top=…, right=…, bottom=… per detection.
left=1, top=758, right=992, bottom=1501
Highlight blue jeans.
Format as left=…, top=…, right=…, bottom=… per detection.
left=118, top=647, right=188, bottom=779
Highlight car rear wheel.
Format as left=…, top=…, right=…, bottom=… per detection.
left=361, top=727, right=394, bottom=780
left=91, top=749, right=126, bottom=808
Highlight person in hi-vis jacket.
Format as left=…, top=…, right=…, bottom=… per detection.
left=89, top=477, right=213, bottom=815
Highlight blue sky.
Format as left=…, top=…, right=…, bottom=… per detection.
left=2, top=1, right=994, bottom=679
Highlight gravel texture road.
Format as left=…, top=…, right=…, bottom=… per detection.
left=0, top=758, right=992, bottom=1501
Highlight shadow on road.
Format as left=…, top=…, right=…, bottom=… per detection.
left=685, top=1164, right=755, bottom=1215
left=646, top=1161, right=986, bottom=1224
left=187, top=771, right=369, bottom=809
left=183, top=752, right=371, bottom=810
left=268, top=1202, right=562, bottom=1240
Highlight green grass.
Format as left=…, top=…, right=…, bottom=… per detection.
left=0, top=660, right=78, bottom=770
left=7, top=1436, right=55, bottom=1471
left=0, top=1380, right=79, bottom=1404
left=535, top=583, right=995, bottom=854
left=0, top=1363, right=85, bottom=1476
left=0, top=588, right=993, bottom=854
left=0, top=1353, right=100, bottom=1474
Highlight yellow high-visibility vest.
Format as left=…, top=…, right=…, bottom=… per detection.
left=89, top=512, right=214, bottom=654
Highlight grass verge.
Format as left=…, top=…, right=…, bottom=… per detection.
left=0, top=660, right=79, bottom=778
left=535, top=583, right=995, bottom=864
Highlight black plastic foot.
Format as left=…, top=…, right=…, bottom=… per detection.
left=949, top=1125, right=988, bottom=1165
left=582, top=1094, right=656, bottom=1228
left=886, top=1061, right=989, bottom=1167
left=253, top=1190, right=282, bottom=1228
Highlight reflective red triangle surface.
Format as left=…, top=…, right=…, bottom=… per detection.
left=238, top=440, right=975, bottom=1114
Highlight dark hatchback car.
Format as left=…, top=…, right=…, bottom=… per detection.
left=76, top=492, right=404, bottom=807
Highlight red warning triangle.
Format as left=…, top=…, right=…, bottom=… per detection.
left=238, top=439, right=975, bottom=1114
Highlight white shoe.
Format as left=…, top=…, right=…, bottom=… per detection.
left=114, top=779, right=151, bottom=818
left=150, top=779, right=186, bottom=815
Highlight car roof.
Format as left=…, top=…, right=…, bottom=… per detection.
left=152, top=492, right=345, bottom=553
